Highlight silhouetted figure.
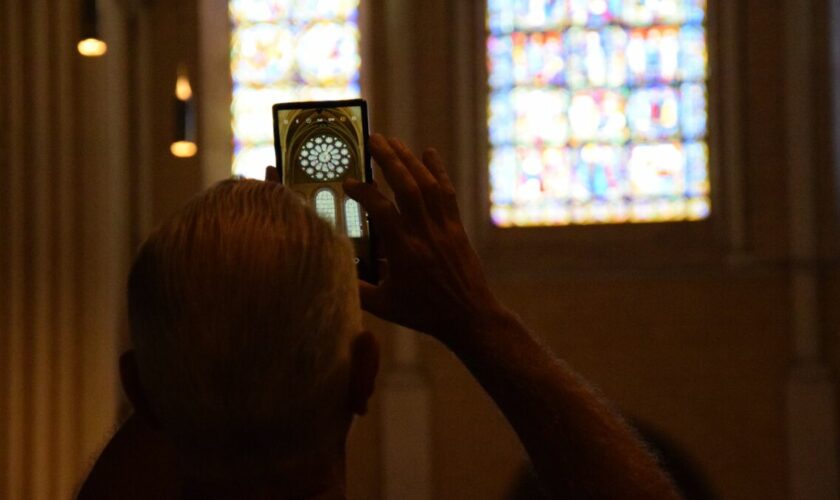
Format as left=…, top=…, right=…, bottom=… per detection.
left=79, top=134, right=681, bottom=499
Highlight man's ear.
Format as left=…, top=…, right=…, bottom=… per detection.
left=348, top=331, right=379, bottom=416
left=119, top=350, right=161, bottom=429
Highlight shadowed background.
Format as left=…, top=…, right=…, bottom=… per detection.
left=2, top=0, right=840, bottom=499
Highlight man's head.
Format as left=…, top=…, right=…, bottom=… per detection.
left=123, top=179, right=377, bottom=479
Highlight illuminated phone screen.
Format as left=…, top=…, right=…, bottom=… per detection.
left=272, top=99, right=377, bottom=283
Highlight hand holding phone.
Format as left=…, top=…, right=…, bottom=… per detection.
left=343, top=134, right=508, bottom=344
left=272, top=99, right=378, bottom=283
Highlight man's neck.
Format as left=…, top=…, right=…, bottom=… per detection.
left=77, top=413, right=350, bottom=500
left=181, top=448, right=348, bottom=500
left=183, top=478, right=347, bottom=500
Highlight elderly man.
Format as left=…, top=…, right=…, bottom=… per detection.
left=78, top=134, right=678, bottom=499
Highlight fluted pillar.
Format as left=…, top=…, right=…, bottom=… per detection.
left=1, top=0, right=131, bottom=498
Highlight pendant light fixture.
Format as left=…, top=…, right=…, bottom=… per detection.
left=171, top=66, right=198, bottom=158
left=77, top=0, right=107, bottom=57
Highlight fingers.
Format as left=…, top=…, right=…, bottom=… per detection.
left=368, top=133, right=462, bottom=225
left=369, top=134, right=426, bottom=220
left=422, top=149, right=455, bottom=193
left=265, top=165, right=280, bottom=183
left=388, top=138, right=437, bottom=191
left=343, top=178, right=401, bottom=249
left=422, top=149, right=461, bottom=219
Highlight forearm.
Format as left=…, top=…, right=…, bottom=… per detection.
left=345, top=136, right=678, bottom=497
left=448, top=310, right=680, bottom=500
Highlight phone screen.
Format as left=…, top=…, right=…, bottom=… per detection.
left=272, top=99, right=377, bottom=283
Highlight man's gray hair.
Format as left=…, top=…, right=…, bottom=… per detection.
left=127, top=179, right=361, bottom=463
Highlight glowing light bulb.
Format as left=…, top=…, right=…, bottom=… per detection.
left=77, top=38, right=107, bottom=57
left=171, top=141, right=197, bottom=158
left=176, top=74, right=192, bottom=101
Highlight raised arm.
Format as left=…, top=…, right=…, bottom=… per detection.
left=344, top=134, right=680, bottom=500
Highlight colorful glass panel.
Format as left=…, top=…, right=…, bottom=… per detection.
left=230, top=0, right=361, bottom=178
left=487, top=0, right=709, bottom=226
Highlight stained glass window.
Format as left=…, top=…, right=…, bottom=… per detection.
left=487, top=0, right=710, bottom=226
left=230, top=0, right=361, bottom=179
left=314, top=188, right=337, bottom=226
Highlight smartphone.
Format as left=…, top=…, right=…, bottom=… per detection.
left=272, top=99, right=378, bottom=284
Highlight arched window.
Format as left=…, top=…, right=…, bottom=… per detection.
left=344, top=198, right=363, bottom=237
left=229, top=1, right=362, bottom=179
left=314, top=188, right=338, bottom=226
left=487, top=1, right=709, bottom=226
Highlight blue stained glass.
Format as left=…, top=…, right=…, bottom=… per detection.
left=488, top=36, right=515, bottom=88
left=292, top=0, right=357, bottom=23
left=513, top=88, right=570, bottom=146
left=489, top=91, right=516, bottom=145
left=621, top=0, right=682, bottom=26
left=621, top=0, right=657, bottom=26
left=487, top=0, right=709, bottom=226
left=230, top=0, right=357, bottom=24
left=626, top=27, right=680, bottom=85
left=229, top=0, right=291, bottom=23
left=682, top=0, right=706, bottom=25
left=568, top=89, right=628, bottom=143
left=679, top=25, right=707, bottom=82
left=565, top=27, right=627, bottom=89
left=684, top=141, right=709, bottom=196
left=568, top=0, right=622, bottom=27
left=573, top=145, right=626, bottom=201
left=231, top=24, right=296, bottom=87
left=628, top=143, right=685, bottom=197
left=232, top=88, right=295, bottom=145
left=516, top=148, right=547, bottom=203
left=509, top=31, right=566, bottom=86
left=679, top=83, right=706, bottom=140
left=232, top=144, right=276, bottom=181
left=570, top=155, right=592, bottom=202
left=542, top=147, right=573, bottom=199
left=592, top=163, right=610, bottom=197
left=514, top=0, right=567, bottom=31
left=296, top=22, right=360, bottom=86
left=626, top=86, right=680, bottom=141
left=488, top=0, right=516, bottom=34
left=490, top=147, right=517, bottom=204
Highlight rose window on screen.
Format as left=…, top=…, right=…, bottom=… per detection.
left=299, top=134, right=351, bottom=181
